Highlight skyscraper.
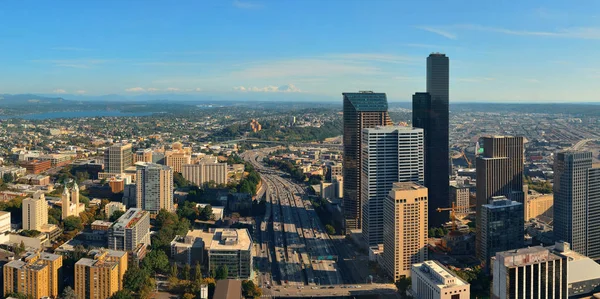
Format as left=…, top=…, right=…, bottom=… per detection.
left=553, top=151, right=600, bottom=258
left=342, top=91, right=392, bottom=231
left=104, top=143, right=133, bottom=174
left=136, top=162, right=174, bottom=213
left=412, top=53, right=450, bottom=227
left=382, top=182, right=428, bottom=280
left=361, top=126, right=424, bottom=246
left=478, top=196, right=524, bottom=263
left=475, top=136, right=524, bottom=261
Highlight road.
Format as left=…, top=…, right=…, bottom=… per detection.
left=261, top=283, right=398, bottom=298
left=242, top=148, right=342, bottom=288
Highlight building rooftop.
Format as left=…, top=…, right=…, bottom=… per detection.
left=209, top=228, right=252, bottom=252
left=343, top=92, right=388, bottom=112
left=495, top=246, right=562, bottom=268
left=413, top=260, right=468, bottom=288
left=549, top=242, right=600, bottom=284
left=364, top=125, right=422, bottom=133
left=112, top=208, right=147, bottom=229
left=213, top=279, right=243, bottom=299
left=483, top=197, right=522, bottom=209
left=390, top=181, right=426, bottom=191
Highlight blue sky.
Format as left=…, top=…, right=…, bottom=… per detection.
left=1, top=1, right=600, bottom=102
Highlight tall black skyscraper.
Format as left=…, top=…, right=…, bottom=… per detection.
left=412, top=53, right=450, bottom=227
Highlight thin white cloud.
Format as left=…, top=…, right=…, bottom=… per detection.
left=233, top=0, right=262, bottom=9
left=455, top=77, right=495, bottom=83
left=194, top=88, right=202, bottom=92
left=455, top=24, right=600, bottom=40
left=147, top=88, right=160, bottom=92
left=30, top=59, right=109, bottom=69
left=166, top=87, right=180, bottom=92
left=75, top=90, right=87, bottom=94
left=415, top=26, right=457, bottom=40
left=233, top=84, right=301, bottom=93
left=125, top=87, right=145, bottom=92
left=331, top=53, right=418, bottom=64
left=50, top=47, right=92, bottom=51
left=53, top=89, right=67, bottom=94
left=230, top=58, right=382, bottom=79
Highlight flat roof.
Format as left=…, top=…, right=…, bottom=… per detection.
left=363, top=125, right=422, bottom=133
left=413, top=260, right=468, bottom=288
left=495, top=246, right=562, bottom=268
left=390, top=181, right=426, bottom=191
left=113, top=208, right=147, bottom=229
left=209, top=228, right=251, bottom=252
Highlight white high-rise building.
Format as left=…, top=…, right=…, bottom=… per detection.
left=136, top=163, right=174, bottom=213
left=411, top=260, right=470, bottom=299
left=361, top=126, right=424, bottom=246
left=22, top=191, right=48, bottom=230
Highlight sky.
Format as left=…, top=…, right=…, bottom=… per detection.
left=1, top=1, right=600, bottom=102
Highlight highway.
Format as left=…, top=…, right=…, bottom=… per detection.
left=242, top=148, right=342, bottom=288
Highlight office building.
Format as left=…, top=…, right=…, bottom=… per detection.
left=22, top=191, right=48, bottom=231
left=476, top=136, right=524, bottom=261
left=411, top=260, right=470, bottom=299
left=3, top=252, right=63, bottom=299
left=75, top=249, right=128, bottom=299
left=62, top=182, right=85, bottom=219
left=382, top=182, right=428, bottom=280
left=208, top=228, right=252, bottom=279
left=133, top=148, right=153, bottom=163
left=449, top=185, right=471, bottom=219
left=553, top=151, right=600, bottom=258
left=0, top=211, right=10, bottom=233
left=105, top=202, right=126, bottom=219
left=342, top=91, right=392, bottom=230
left=104, top=143, right=133, bottom=174
left=136, top=163, right=174, bottom=213
left=107, top=208, right=151, bottom=251
left=21, top=159, right=52, bottom=174
left=325, top=162, right=342, bottom=181
left=478, top=196, right=524, bottom=264
left=182, top=156, right=228, bottom=186
left=525, top=193, right=553, bottom=221
left=165, top=151, right=191, bottom=173
left=491, top=246, right=567, bottom=299
left=412, top=53, right=450, bottom=227
left=361, top=126, right=424, bottom=246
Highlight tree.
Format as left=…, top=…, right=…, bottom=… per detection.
left=174, top=172, right=189, bottom=188
left=183, top=294, right=195, bottom=299
left=199, top=205, right=213, bottom=221
left=14, top=241, right=26, bottom=256
left=215, top=265, right=229, bottom=280
left=63, top=216, right=83, bottom=231
left=194, top=261, right=202, bottom=281
left=109, top=290, right=134, bottom=299
left=59, top=286, right=77, bottom=299
left=142, top=250, right=170, bottom=274
left=170, top=264, right=179, bottom=279
left=123, top=265, right=151, bottom=293
left=109, top=210, right=125, bottom=221
left=183, top=263, right=191, bottom=281
left=2, top=173, right=14, bottom=184
left=242, top=280, right=262, bottom=299
left=396, top=277, right=412, bottom=299
left=325, top=224, right=335, bottom=235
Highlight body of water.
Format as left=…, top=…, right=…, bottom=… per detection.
left=0, top=110, right=154, bottom=120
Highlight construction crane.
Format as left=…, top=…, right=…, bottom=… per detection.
left=460, top=150, right=472, bottom=168
left=436, top=202, right=476, bottom=231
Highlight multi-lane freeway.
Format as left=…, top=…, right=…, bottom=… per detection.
left=242, top=148, right=343, bottom=289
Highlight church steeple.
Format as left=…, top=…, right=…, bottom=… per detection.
left=61, top=184, right=71, bottom=220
